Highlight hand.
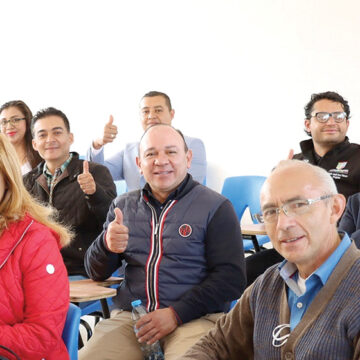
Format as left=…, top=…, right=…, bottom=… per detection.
left=77, top=160, right=96, bottom=195
left=135, top=308, right=178, bottom=345
left=105, top=208, right=129, bottom=253
left=287, top=149, right=294, bottom=160
left=93, top=115, right=118, bottom=149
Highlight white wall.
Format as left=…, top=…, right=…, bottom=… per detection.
left=1, top=0, right=360, bottom=191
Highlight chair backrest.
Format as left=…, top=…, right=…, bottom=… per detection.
left=114, top=180, right=127, bottom=195
left=63, top=303, right=81, bottom=360
left=221, top=176, right=267, bottom=222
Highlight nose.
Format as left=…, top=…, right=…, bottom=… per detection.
left=148, top=110, right=157, bottom=119
left=45, top=133, right=56, bottom=142
left=326, top=115, right=337, bottom=125
left=5, top=121, right=15, bottom=129
left=154, top=152, right=169, bottom=166
left=275, top=209, right=295, bottom=231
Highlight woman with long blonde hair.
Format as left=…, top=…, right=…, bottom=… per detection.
left=0, top=134, right=72, bottom=359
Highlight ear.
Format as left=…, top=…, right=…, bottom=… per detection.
left=136, top=156, right=142, bottom=174
left=170, top=109, right=175, bottom=121
left=345, top=119, right=350, bottom=132
left=329, top=194, right=346, bottom=224
left=32, top=139, right=38, bottom=151
left=186, top=149, right=193, bottom=169
left=69, top=132, right=74, bottom=145
left=304, top=119, right=311, bottom=133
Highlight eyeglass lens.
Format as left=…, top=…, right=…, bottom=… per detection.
left=315, top=112, right=346, bottom=123
left=0, top=118, right=24, bottom=127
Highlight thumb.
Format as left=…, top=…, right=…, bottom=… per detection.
left=114, top=208, right=123, bottom=225
left=107, top=114, right=114, bottom=125
left=287, top=149, right=294, bottom=160
left=83, top=160, right=90, bottom=174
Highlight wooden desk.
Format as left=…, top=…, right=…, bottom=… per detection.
left=241, top=223, right=267, bottom=252
left=70, top=277, right=123, bottom=318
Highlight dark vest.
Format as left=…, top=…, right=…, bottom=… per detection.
left=113, top=184, right=226, bottom=312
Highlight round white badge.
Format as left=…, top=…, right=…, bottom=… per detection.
left=46, top=264, right=55, bottom=274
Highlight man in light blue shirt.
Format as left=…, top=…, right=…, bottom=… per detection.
left=86, top=91, right=206, bottom=190
left=279, top=230, right=351, bottom=330
left=180, top=159, right=360, bottom=360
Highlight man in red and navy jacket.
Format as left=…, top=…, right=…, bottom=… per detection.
left=80, top=124, right=246, bottom=360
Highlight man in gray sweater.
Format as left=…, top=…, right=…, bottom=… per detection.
left=180, top=159, right=360, bottom=360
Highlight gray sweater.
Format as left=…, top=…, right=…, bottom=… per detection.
left=179, top=242, right=360, bottom=360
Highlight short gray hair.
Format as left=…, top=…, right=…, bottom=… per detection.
left=271, top=159, right=338, bottom=195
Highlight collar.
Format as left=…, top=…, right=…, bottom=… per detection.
left=279, top=232, right=352, bottom=296
left=142, top=173, right=194, bottom=206
left=43, top=153, right=73, bottom=179
left=300, top=137, right=350, bottom=158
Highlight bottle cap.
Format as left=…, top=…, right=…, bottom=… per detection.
left=131, top=299, right=142, bottom=307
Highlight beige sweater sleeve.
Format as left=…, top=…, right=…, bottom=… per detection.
left=177, top=286, right=255, bottom=360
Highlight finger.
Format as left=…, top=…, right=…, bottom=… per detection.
left=136, top=314, right=151, bottom=330
left=83, top=160, right=90, bottom=174
left=139, top=328, right=160, bottom=344
left=77, top=173, right=88, bottom=186
left=104, top=134, right=116, bottom=142
left=287, top=149, right=294, bottom=160
left=136, top=320, right=154, bottom=338
left=114, top=208, right=123, bottom=225
left=107, top=114, right=114, bottom=125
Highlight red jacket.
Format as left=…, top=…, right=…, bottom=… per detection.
left=0, top=214, right=69, bottom=360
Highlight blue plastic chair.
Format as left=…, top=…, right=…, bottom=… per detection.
left=62, top=303, right=81, bottom=360
left=221, top=176, right=270, bottom=251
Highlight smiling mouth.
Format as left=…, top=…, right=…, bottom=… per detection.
left=154, top=170, right=172, bottom=175
left=281, top=235, right=304, bottom=244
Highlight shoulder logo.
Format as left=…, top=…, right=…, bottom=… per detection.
left=179, top=224, right=192, bottom=238
left=336, top=162, right=347, bottom=170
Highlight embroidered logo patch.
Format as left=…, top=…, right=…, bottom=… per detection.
left=336, top=162, right=347, bottom=170
left=179, top=224, right=192, bottom=238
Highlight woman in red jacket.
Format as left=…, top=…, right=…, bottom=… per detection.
left=0, top=134, right=72, bottom=360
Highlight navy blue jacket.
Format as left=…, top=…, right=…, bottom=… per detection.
left=339, top=193, right=360, bottom=248
left=85, top=175, right=246, bottom=324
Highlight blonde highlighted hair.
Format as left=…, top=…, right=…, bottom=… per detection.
left=0, top=134, right=72, bottom=246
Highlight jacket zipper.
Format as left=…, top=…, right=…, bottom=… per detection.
left=145, top=200, right=172, bottom=312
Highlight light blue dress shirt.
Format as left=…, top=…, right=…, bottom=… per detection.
left=279, top=232, right=352, bottom=330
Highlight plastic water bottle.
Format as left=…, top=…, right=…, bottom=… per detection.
left=131, top=300, right=165, bottom=360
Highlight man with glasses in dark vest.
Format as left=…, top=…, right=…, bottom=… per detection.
left=292, top=90, right=360, bottom=199
left=247, top=91, right=360, bottom=286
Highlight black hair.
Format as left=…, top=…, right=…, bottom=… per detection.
left=304, top=91, right=350, bottom=136
left=32, top=107, right=70, bottom=136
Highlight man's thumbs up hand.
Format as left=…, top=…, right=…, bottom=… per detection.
left=93, top=115, right=118, bottom=149
left=105, top=208, right=129, bottom=253
left=77, top=160, right=96, bottom=195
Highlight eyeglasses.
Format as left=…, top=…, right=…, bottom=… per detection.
left=311, top=111, right=347, bottom=123
left=254, top=195, right=333, bottom=224
left=0, top=117, right=26, bottom=127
